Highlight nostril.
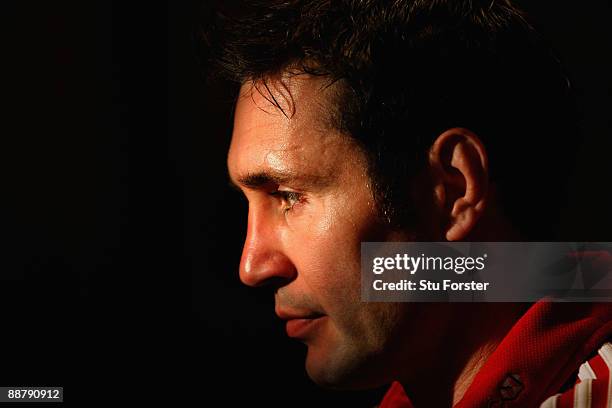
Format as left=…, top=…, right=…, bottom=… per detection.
left=258, top=275, right=295, bottom=289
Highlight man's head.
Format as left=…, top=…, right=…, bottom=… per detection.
left=212, top=0, right=580, bottom=390
left=227, top=74, right=465, bottom=389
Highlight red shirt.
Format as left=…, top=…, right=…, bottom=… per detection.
left=379, top=301, right=612, bottom=407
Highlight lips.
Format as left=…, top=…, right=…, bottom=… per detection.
left=285, top=317, right=326, bottom=338
left=276, top=308, right=326, bottom=339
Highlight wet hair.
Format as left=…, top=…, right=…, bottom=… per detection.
left=204, top=0, right=581, bottom=239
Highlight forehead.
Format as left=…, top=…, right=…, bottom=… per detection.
left=228, top=75, right=355, bottom=182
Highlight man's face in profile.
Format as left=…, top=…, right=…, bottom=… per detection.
left=227, top=75, right=447, bottom=389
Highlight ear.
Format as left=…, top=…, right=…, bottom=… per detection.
left=428, top=128, right=489, bottom=241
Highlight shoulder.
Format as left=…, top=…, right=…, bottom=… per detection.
left=540, top=342, right=612, bottom=408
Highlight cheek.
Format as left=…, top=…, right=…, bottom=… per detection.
left=284, top=200, right=366, bottom=287
left=293, top=217, right=376, bottom=324
left=289, top=238, right=362, bottom=307
left=281, top=184, right=386, bottom=312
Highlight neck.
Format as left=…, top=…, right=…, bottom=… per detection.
left=451, top=339, right=499, bottom=404
left=399, top=303, right=527, bottom=407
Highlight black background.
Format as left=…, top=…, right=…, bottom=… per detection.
left=2, top=0, right=611, bottom=406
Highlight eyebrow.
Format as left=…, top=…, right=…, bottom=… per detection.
left=229, top=169, right=329, bottom=191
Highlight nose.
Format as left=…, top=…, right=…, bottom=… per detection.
left=239, top=204, right=297, bottom=287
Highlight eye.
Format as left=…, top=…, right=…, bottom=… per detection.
left=269, top=190, right=304, bottom=213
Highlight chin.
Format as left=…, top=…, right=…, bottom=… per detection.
left=303, top=341, right=390, bottom=390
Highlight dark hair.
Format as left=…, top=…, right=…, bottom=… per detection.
left=204, top=0, right=581, bottom=239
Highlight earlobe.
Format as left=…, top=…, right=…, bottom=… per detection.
left=428, top=128, right=489, bottom=241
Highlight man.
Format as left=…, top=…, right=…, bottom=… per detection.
left=206, top=0, right=612, bottom=406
